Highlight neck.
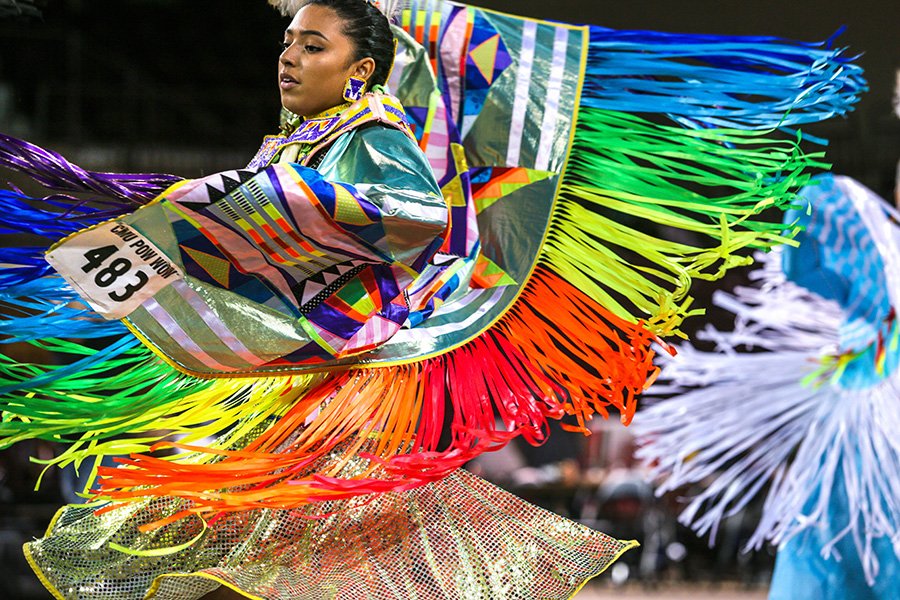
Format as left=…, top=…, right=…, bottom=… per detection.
left=305, top=101, right=353, bottom=121
left=280, top=92, right=391, bottom=135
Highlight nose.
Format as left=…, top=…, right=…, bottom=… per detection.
left=280, top=42, right=297, bottom=67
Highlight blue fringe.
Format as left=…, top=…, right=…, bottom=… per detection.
left=584, top=26, right=866, bottom=130
left=0, top=248, right=54, bottom=288
left=0, top=277, right=128, bottom=340
left=0, top=189, right=125, bottom=238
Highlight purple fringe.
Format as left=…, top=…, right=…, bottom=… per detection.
left=0, top=133, right=181, bottom=205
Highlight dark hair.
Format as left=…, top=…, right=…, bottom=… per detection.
left=301, top=0, right=395, bottom=87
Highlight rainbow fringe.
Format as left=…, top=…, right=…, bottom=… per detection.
left=0, top=20, right=865, bottom=518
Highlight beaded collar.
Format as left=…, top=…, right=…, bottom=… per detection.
left=247, top=93, right=414, bottom=169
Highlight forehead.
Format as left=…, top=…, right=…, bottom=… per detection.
left=287, top=4, right=346, bottom=38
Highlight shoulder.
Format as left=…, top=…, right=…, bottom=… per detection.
left=349, top=125, right=431, bottom=170
left=350, top=122, right=420, bottom=153
left=323, top=123, right=439, bottom=195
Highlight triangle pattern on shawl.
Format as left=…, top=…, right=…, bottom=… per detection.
left=470, top=34, right=501, bottom=85
left=471, top=167, right=556, bottom=213
left=180, top=245, right=231, bottom=288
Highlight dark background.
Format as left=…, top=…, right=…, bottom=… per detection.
left=0, top=0, right=898, bottom=195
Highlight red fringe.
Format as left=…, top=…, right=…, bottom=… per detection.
left=95, top=266, right=658, bottom=513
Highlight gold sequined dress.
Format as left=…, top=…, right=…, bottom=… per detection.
left=26, top=469, right=633, bottom=599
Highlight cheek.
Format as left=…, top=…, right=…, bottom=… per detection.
left=324, top=58, right=349, bottom=82
left=305, top=58, right=336, bottom=83
left=321, top=63, right=352, bottom=94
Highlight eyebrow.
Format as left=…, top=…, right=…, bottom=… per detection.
left=284, top=28, right=329, bottom=41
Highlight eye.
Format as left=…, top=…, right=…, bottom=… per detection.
left=304, top=45, right=323, bottom=53
left=279, top=41, right=290, bottom=52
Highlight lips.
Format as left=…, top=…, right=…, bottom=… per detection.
left=279, top=73, right=299, bottom=90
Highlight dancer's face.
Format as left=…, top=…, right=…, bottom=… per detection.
left=278, top=5, right=375, bottom=118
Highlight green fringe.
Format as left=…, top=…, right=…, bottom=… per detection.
left=545, top=107, right=823, bottom=336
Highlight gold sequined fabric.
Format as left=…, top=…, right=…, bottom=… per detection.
left=26, top=469, right=634, bottom=599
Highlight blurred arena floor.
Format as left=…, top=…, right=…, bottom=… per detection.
left=578, top=584, right=767, bottom=599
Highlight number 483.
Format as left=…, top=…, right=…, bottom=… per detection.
left=81, top=245, right=149, bottom=302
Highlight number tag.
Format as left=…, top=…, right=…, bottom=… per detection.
left=46, top=221, right=184, bottom=320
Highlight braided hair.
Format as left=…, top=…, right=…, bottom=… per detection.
left=296, top=0, right=396, bottom=88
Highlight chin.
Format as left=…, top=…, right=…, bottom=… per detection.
left=279, top=96, right=303, bottom=117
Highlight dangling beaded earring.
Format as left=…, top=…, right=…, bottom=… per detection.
left=342, top=76, right=367, bottom=103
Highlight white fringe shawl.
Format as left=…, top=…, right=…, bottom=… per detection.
left=634, top=245, right=900, bottom=585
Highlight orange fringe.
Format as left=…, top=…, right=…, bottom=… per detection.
left=95, top=266, right=659, bottom=514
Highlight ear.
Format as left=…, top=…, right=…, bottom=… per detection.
left=352, top=57, right=376, bottom=82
